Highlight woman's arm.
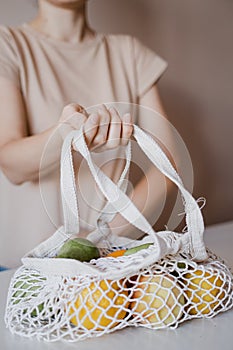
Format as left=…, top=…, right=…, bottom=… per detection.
left=0, top=79, right=80, bottom=185
left=109, top=84, right=179, bottom=239
left=0, top=78, right=133, bottom=185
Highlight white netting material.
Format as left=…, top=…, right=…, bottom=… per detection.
left=4, top=124, right=233, bottom=342
left=5, top=249, right=233, bottom=342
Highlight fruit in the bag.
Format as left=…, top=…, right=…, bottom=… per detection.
left=12, top=274, right=46, bottom=317
left=57, top=238, right=100, bottom=261
left=68, top=279, right=129, bottom=330
left=182, top=268, right=224, bottom=315
left=131, top=274, right=185, bottom=326
left=106, top=249, right=127, bottom=258
left=123, top=243, right=153, bottom=256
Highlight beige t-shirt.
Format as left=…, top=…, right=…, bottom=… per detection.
left=0, top=24, right=167, bottom=267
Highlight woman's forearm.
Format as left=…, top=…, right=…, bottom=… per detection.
left=0, top=105, right=133, bottom=186
left=0, top=125, right=63, bottom=185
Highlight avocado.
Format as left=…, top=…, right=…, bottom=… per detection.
left=57, top=237, right=100, bottom=262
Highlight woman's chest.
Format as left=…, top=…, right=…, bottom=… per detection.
left=19, top=43, right=137, bottom=134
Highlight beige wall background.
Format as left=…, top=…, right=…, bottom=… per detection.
left=0, top=0, right=232, bottom=226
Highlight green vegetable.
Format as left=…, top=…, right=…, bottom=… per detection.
left=123, top=243, right=153, bottom=256
left=12, top=274, right=46, bottom=317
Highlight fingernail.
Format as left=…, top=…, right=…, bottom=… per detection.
left=77, top=105, right=84, bottom=112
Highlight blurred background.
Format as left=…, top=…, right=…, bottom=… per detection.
left=0, top=0, right=232, bottom=226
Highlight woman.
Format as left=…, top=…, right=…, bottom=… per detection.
left=0, top=0, right=170, bottom=268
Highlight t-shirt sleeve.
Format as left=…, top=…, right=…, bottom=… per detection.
left=0, top=26, right=20, bottom=87
left=132, top=36, right=168, bottom=97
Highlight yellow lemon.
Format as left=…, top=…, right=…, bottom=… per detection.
left=131, top=274, right=185, bottom=327
left=183, top=269, right=224, bottom=315
left=68, top=279, right=129, bottom=330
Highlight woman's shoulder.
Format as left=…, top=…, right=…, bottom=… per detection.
left=0, top=24, right=25, bottom=49
left=101, top=33, right=153, bottom=57
left=0, top=25, right=22, bottom=59
left=101, top=33, right=142, bottom=60
left=102, top=33, right=137, bottom=47
left=0, top=25, right=13, bottom=43
left=0, top=24, right=21, bottom=39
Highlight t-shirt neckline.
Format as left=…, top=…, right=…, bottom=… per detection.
left=21, top=23, right=103, bottom=49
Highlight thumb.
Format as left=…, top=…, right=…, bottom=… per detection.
left=60, top=103, right=88, bottom=122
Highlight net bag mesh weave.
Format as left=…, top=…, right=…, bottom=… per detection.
left=5, top=250, right=233, bottom=342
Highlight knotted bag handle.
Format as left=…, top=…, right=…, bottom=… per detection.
left=61, top=124, right=208, bottom=262
left=60, top=130, right=132, bottom=238
left=22, top=123, right=208, bottom=276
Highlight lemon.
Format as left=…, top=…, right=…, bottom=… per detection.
left=182, top=269, right=224, bottom=315
left=68, top=279, right=129, bottom=330
left=131, top=274, right=185, bottom=326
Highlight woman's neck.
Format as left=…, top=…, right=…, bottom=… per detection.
left=28, top=0, right=94, bottom=44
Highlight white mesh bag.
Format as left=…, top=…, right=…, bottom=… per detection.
left=5, top=124, right=233, bottom=342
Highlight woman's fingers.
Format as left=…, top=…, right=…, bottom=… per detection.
left=87, top=106, right=133, bottom=151
left=121, top=113, right=133, bottom=146
left=63, top=104, right=133, bottom=151
left=91, top=104, right=110, bottom=148
left=83, top=113, right=100, bottom=146
left=106, top=107, right=122, bottom=149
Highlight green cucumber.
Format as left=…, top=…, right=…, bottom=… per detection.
left=124, top=243, right=153, bottom=256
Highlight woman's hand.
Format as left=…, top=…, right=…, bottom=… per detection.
left=84, top=104, right=133, bottom=152
left=58, top=103, right=133, bottom=152
left=58, top=103, right=88, bottom=140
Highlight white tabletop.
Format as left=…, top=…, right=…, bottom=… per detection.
left=1, top=221, right=233, bottom=350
